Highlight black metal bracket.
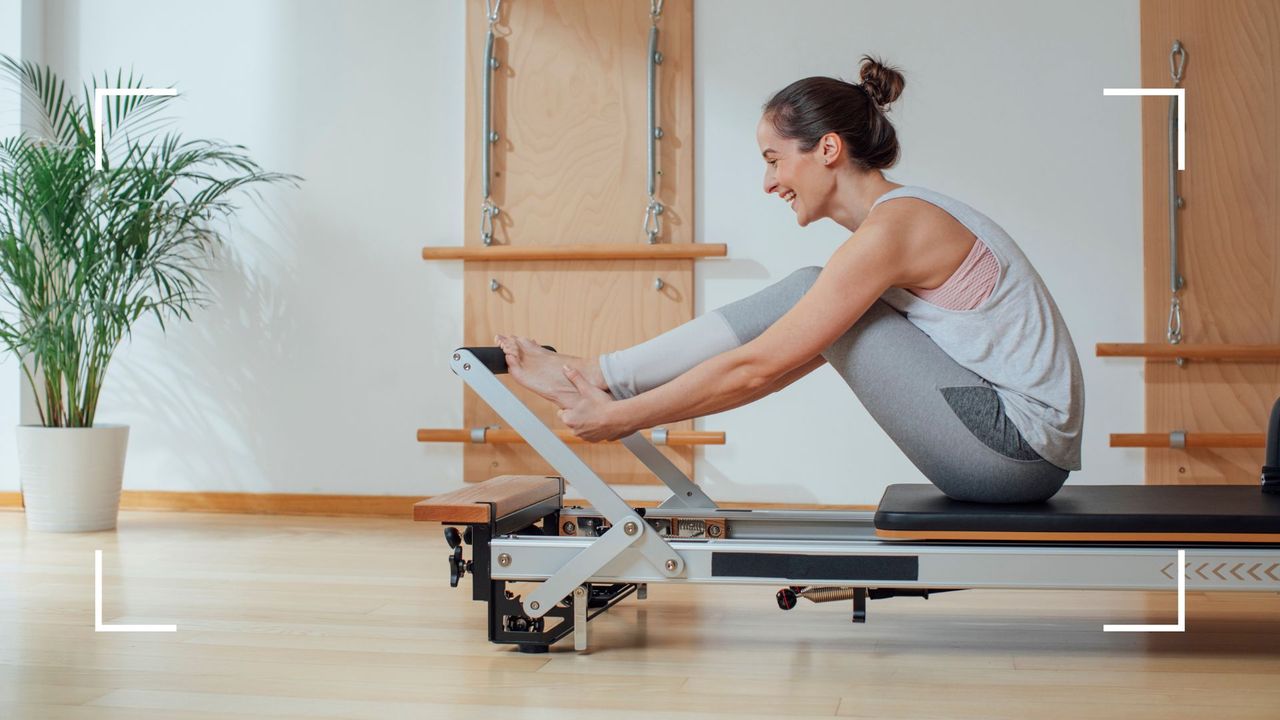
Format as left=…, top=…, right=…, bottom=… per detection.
left=444, top=498, right=636, bottom=651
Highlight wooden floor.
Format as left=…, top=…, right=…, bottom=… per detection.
left=2, top=511, right=1279, bottom=720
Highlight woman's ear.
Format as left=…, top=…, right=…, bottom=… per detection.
left=820, top=131, right=842, bottom=166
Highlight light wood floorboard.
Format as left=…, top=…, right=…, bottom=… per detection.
left=2, top=510, right=1279, bottom=719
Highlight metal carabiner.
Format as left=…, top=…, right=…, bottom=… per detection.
left=651, top=0, right=664, bottom=21
left=642, top=198, right=663, bottom=244
left=1166, top=295, right=1183, bottom=345
left=486, top=0, right=503, bottom=24
left=481, top=200, right=499, bottom=246
left=1169, top=40, right=1187, bottom=86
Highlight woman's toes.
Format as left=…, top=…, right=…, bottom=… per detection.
left=515, top=336, right=546, bottom=355
left=496, top=334, right=520, bottom=357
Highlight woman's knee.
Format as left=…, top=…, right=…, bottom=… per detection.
left=778, top=265, right=823, bottom=298
left=791, top=265, right=823, bottom=286
left=716, top=266, right=825, bottom=342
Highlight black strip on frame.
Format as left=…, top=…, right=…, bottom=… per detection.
left=712, top=553, right=919, bottom=581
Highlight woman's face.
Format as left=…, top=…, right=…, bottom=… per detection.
left=757, top=114, right=833, bottom=227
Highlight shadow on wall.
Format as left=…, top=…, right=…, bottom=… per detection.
left=105, top=198, right=301, bottom=492
left=94, top=0, right=460, bottom=494
left=697, top=459, right=825, bottom=506
left=699, top=257, right=772, bottom=282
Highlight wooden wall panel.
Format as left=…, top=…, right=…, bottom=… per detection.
left=1140, top=0, right=1280, bottom=484
left=464, top=0, right=693, bottom=247
left=461, top=0, right=697, bottom=485
left=462, top=261, right=696, bottom=485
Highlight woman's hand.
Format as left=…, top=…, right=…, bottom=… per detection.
left=557, top=365, right=634, bottom=442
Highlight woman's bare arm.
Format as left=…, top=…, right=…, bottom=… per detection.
left=708, top=354, right=827, bottom=415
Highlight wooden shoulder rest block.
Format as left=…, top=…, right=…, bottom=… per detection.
left=414, top=475, right=563, bottom=524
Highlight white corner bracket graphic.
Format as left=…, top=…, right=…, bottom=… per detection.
left=1103, top=87, right=1186, bottom=170
left=1103, top=549, right=1186, bottom=633
left=95, top=549, right=177, bottom=633
left=94, top=88, right=178, bottom=171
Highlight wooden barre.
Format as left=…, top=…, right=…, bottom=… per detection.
left=1110, top=433, right=1266, bottom=449
left=421, top=243, right=729, bottom=261
left=1096, top=343, right=1280, bottom=361
left=417, top=428, right=726, bottom=446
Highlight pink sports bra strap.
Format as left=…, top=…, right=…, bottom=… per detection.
left=910, top=238, right=999, bottom=311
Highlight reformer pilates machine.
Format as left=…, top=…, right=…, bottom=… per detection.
left=415, top=347, right=1280, bottom=653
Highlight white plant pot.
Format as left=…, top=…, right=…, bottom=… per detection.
left=16, top=424, right=129, bottom=533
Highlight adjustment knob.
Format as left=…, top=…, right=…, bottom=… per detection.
left=448, top=545, right=466, bottom=587
left=444, top=526, right=462, bottom=549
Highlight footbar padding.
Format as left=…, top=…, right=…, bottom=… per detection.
left=455, top=345, right=557, bottom=376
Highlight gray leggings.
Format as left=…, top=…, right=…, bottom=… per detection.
left=598, top=266, right=1069, bottom=504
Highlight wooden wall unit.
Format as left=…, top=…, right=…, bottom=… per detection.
left=449, top=0, right=704, bottom=485
left=1139, top=0, right=1279, bottom=484
left=464, top=0, right=694, bottom=248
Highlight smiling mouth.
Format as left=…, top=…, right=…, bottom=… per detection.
left=783, top=190, right=796, bottom=210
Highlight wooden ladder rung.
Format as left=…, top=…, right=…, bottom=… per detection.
left=417, top=428, right=725, bottom=446
left=1096, top=343, right=1280, bottom=361
left=413, top=475, right=563, bottom=524
left=1110, top=433, right=1266, bottom=449
left=421, top=243, right=728, bottom=261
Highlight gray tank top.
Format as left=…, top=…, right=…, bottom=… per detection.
left=872, top=186, right=1084, bottom=471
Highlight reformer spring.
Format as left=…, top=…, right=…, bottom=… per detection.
left=796, top=586, right=857, bottom=604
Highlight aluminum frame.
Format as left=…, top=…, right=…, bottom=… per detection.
left=491, top=535, right=1280, bottom=592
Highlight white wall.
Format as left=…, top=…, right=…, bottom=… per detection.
left=0, top=0, right=59, bottom=478
left=6, top=0, right=466, bottom=496
left=0, top=0, right=17, bottom=491
left=0, top=0, right=1145, bottom=505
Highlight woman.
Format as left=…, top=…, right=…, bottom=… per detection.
left=496, top=55, right=1084, bottom=504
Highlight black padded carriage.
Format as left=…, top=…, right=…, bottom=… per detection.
left=874, top=484, right=1280, bottom=542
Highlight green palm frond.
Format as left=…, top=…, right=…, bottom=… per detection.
left=0, top=55, right=300, bottom=427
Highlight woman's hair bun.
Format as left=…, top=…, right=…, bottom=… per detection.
left=858, top=55, right=905, bottom=109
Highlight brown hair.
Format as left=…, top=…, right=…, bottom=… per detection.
left=762, top=55, right=906, bottom=170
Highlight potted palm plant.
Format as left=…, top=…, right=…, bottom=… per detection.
left=0, top=57, right=297, bottom=532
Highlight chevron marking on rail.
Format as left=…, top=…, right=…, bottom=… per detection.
left=1268, top=563, right=1280, bottom=581
left=1159, top=561, right=1193, bottom=580
left=1195, top=563, right=1210, bottom=580
left=1248, top=563, right=1264, bottom=581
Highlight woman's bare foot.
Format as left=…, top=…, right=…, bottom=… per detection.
left=495, top=334, right=610, bottom=408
